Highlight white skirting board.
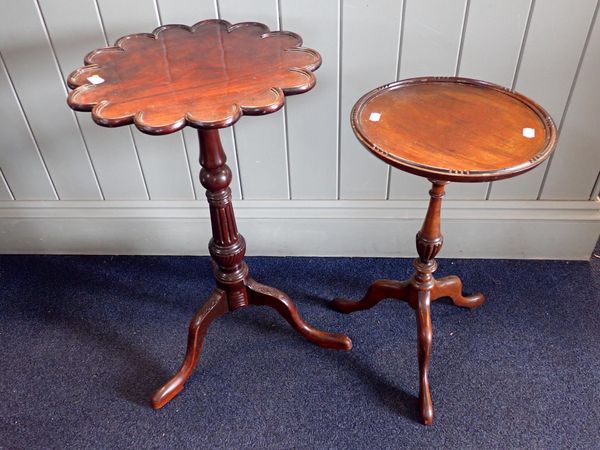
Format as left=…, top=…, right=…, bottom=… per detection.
left=0, top=200, right=598, bottom=260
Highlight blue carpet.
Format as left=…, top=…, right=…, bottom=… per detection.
left=0, top=244, right=599, bottom=449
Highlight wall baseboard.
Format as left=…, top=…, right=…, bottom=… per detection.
left=0, top=200, right=598, bottom=260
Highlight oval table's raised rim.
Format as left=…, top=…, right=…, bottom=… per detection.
left=351, top=76, right=558, bottom=182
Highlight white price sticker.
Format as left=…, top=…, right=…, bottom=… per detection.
left=522, top=127, right=535, bottom=138
left=369, top=112, right=381, bottom=122
left=87, top=75, right=105, bottom=85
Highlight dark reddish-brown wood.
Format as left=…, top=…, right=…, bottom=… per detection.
left=352, top=77, right=557, bottom=182
left=152, top=129, right=351, bottom=409
left=335, top=77, right=557, bottom=425
left=67, top=20, right=320, bottom=134
left=66, top=20, right=351, bottom=411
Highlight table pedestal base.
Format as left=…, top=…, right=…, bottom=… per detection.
left=331, top=180, right=484, bottom=425
left=151, top=129, right=352, bottom=410
left=152, top=275, right=352, bottom=410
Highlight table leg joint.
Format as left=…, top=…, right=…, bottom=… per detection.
left=246, top=278, right=352, bottom=350
left=431, top=275, right=485, bottom=308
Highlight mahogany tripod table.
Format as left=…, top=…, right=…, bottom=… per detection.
left=66, top=20, right=352, bottom=409
left=333, top=77, right=557, bottom=425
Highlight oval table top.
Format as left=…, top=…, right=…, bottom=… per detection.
left=352, top=77, right=557, bottom=182
left=66, top=20, right=321, bottom=134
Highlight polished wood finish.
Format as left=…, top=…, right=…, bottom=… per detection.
left=67, top=20, right=321, bottom=134
left=66, top=21, right=351, bottom=410
left=154, top=129, right=352, bottom=410
left=352, top=77, right=557, bottom=182
left=332, top=181, right=484, bottom=425
left=152, top=287, right=229, bottom=407
left=337, top=78, right=557, bottom=425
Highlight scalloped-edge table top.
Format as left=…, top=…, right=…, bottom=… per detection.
left=66, top=20, right=321, bottom=134
left=352, top=77, right=558, bottom=182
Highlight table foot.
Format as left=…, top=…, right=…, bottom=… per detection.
left=432, top=275, right=485, bottom=309
left=151, top=288, right=228, bottom=410
left=331, top=279, right=410, bottom=313
left=247, top=278, right=352, bottom=350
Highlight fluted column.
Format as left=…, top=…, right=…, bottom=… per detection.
left=413, top=180, right=448, bottom=290
left=198, top=129, right=248, bottom=310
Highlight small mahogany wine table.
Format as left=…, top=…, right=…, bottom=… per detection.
left=66, top=20, right=352, bottom=409
left=333, top=77, right=557, bottom=425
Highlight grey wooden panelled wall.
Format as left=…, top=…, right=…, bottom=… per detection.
left=0, top=0, right=599, bottom=259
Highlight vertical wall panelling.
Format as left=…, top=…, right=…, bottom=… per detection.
left=277, top=0, right=293, bottom=200
left=158, top=0, right=242, bottom=199
left=336, top=0, right=343, bottom=199
left=39, top=0, right=150, bottom=200
left=489, top=0, right=598, bottom=199
left=459, top=0, right=531, bottom=86
left=36, top=0, right=106, bottom=200
left=180, top=122, right=243, bottom=200
left=383, top=0, right=407, bottom=201
left=0, top=53, right=57, bottom=200
left=0, top=1, right=102, bottom=199
left=591, top=171, right=600, bottom=199
left=97, top=0, right=196, bottom=200
left=0, top=0, right=598, bottom=258
left=541, top=3, right=600, bottom=199
left=388, top=0, right=469, bottom=200
left=155, top=0, right=215, bottom=24
left=0, top=168, right=14, bottom=200
left=280, top=0, right=338, bottom=199
left=398, top=0, right=467, bottom=79
left=339, top=0, right=403, bottom=199
left=218, top=0, right=289, bottom=199
left=455, top=0, right=532, bottom=200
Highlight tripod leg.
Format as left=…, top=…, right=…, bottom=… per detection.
left=416, top=289, right=434, bottom=425
left=331, top=279, right=410, bottom=313
left=151, top=288, right=228, bottom=409
left=246, top=278, right=352, bottom=350
left=432, top=275, right=484, bottom=309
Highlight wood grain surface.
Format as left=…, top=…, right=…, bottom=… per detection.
left=352, top=77, right=557, bottom=182
left=67, top=20, right=321, bottom=134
